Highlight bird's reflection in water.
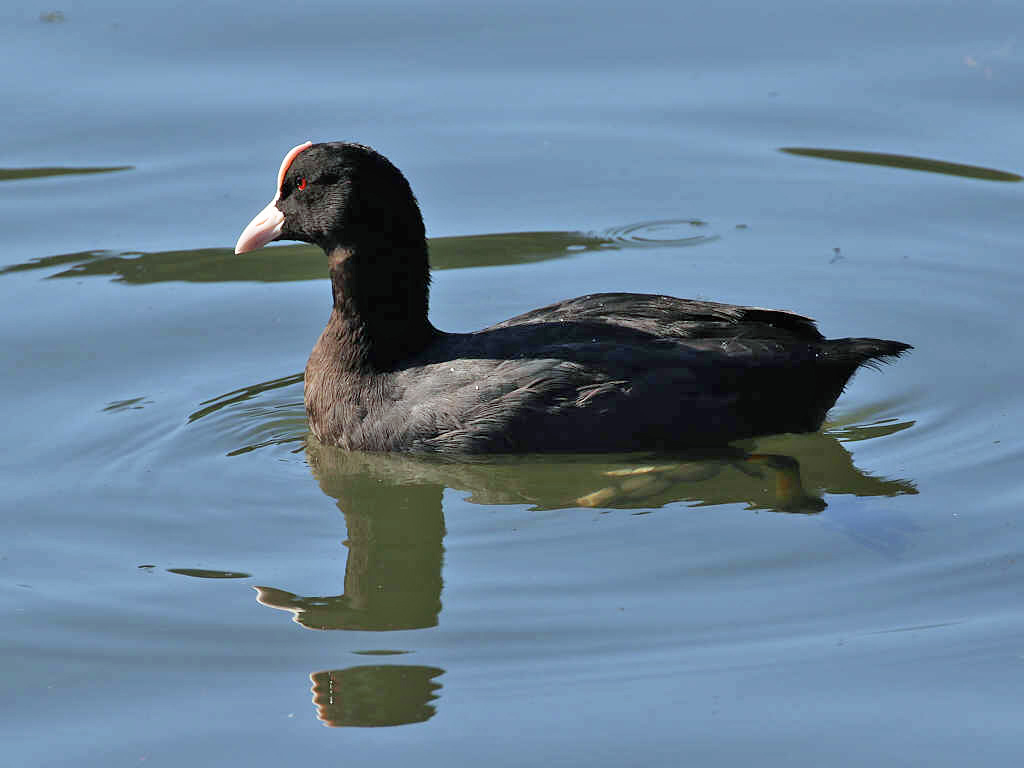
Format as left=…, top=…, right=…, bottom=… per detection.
left=253, top=425, right=915, bottom=726
left=257, top=430, right=916, bottom=631
left=257, top=431, right=915, bottom=630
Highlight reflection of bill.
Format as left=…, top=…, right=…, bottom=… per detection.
left=310, top=666, right=444, bottom=727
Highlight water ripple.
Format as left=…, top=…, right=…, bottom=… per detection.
left=602, top=219, right=719, bottom=247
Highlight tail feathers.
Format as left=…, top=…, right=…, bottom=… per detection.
left=792, top=337, right=911, bottom=432
left=732, top=337, right=910, bottom=437
left=823, top=338, right=913, bottom=371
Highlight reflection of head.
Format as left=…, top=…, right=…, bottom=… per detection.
left=310, top=666, right=444, bottom=727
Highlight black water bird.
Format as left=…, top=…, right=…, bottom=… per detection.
left=235, top=141, right=910, bottom=453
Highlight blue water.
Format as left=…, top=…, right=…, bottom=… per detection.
left=3, top=1, right=1023, bottom=765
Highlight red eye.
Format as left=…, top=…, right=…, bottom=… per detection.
left=297, top=177, right=307, bottom=191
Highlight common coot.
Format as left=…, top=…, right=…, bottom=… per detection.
left=235, top=141, right=910, bottom=453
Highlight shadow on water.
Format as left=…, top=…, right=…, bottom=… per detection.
left=780, top=147, right=1022, bottom=182
left=0, top=220, right=717, bottom=283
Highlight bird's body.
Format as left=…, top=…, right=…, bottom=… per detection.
left=236, top=142, right=910, bottom=454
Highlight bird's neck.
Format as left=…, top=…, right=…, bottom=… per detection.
left=323, top=244, right=436, bottom=371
